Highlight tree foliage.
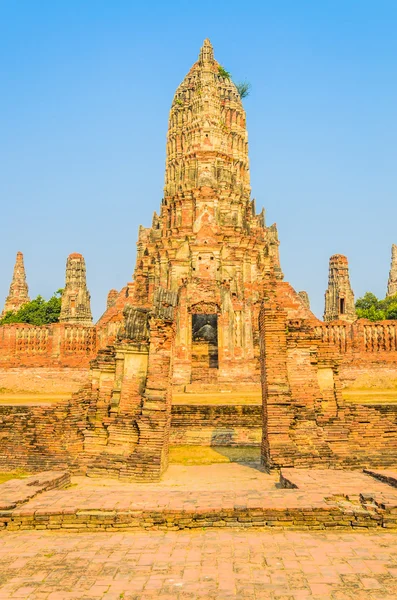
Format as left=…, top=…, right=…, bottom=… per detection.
left=355, top=291, right=397, bottom=321
left=0, top=290, right=63, bottom=326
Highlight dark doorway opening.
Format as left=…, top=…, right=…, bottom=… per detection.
left=191, top=314, right=219, bottom=381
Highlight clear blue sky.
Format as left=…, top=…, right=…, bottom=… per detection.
left=1, top=0, right=396, bottom=320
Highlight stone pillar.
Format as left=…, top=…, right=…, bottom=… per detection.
left=324, top=254, right=356, bottom=322
left=259, top=298, right=295, bottom=469
left=298, top=291, right=310, bottom=309
left=125, top=317, right=175, bottom=481
left=106, top=289, right=118, bottom=309
left=2, top=252, right=30, bottom=316
left=59, top=253, right=93, bottom=325
left=387, top=244, right=397, bottom=297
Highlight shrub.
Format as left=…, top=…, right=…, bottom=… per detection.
left=236, top=81, right=252, bottom=99
left=218, top=65, right=231, bottom=79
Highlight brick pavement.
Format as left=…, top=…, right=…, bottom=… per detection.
left=0, top=529, right=397, bottom=599
left=2, top=465, right=397, bottom=532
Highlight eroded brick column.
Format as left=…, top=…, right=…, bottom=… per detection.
left=259, top=299, right=295, bottom=469
left=124, top=317, right=175, bottom=481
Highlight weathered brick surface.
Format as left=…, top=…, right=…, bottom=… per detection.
left=1, top=466, right=397, bottom=532
left=260, top=280, right=397, bottom=470
left=0, top=390, right=92, bottom=472
left=59, top=253, right=93, bottom=325
left=1, top=251, right=30, bottom=317
left=0, top=366, right=89, bottom=393
left=170, top=405, right=261, bottom=445
left=1, top=39, right=397, bottom=481
left=0, top=323, right=96, bottom=368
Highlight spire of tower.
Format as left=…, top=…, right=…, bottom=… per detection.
left=59, top=253, right=93, bottom=325
left=199, top=38, right=214, bottom=64
left=2, top=251, right=30, bottom=316
left=387, top=244, right=397, bottom=297
left=165, top=39, right=249, bottom=198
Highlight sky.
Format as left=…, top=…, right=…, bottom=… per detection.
left=0, top=0, right=396, bottom=320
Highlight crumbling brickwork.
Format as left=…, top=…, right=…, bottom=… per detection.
left=97, top=39, right=306, bottom=389
left=1, top=252, right=30, bottom=316
left=324, top=254, right=356, bottom=322
left=387, top=244, right=397, bottom=297
left=106, top=289, right=118, bottom=309
left=298, top=291, right=310, bottom=309
left=260, top=279, right=397, bottom=469
left=59, top=253, right=93, bottom=325
left=1, top=40, right=397, bottom=480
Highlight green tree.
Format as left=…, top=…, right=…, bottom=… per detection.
left=355, top=291, right=397, bottom=321
left=0, top=290, right=63, bottom=326
left=355, top=292, right=380, bottom=311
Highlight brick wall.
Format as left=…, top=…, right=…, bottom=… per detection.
left=0, top=390, right=91, bottom=473
left=170, top=405, right=261, bottom=446
left=0, top=323, right=97, bottom=368
left=260, top=287, right=397, bottom=470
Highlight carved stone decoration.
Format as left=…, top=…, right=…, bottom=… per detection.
left=118, top=306, right=150, bottom=342
left=189, top=301, right=221, bottom=314
left=152, top=287, right=178, bottom=321
left=60, top=253, right=93, bottom=326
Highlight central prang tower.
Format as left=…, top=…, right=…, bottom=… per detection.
left=100, top=39, right=314, bottom=388
left=165, top=39, right=250, bottom=200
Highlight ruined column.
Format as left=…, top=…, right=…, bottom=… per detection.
left=324, top=254, right=356, bottom=322
left=387, top=244, right=397, bottom=297
left=106, top=289, right=118, bottom=309
left=298, top=291, right=310, bottom=309
left=59, top=253, right=93, bottom=325
left=2, top=251, right=30, bottom=316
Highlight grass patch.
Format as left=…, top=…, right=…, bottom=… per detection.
left=169, top=445, right=260, bottom=465
left=0, top=392, right=69, bottom=405
left=342, top=389, right=397, bottom=404
left=0, top=470, right=30, bottom=484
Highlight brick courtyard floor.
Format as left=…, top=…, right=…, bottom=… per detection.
left=1, top=529, right=397, bottom=599
left=2, top=465, right=397, bottom=532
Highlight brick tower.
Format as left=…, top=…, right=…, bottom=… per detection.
left=324, top=254, right=356, bottom=322
left=59, top=253, right=93, bottom=325
left=387, top=244, right=397, bottom=297
left=98, top=39, right=315, bottom=388
left=2, top=251, right=30, bottom=316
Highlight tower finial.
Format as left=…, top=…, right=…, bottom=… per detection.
left=199, top=38, right=214, bottom=64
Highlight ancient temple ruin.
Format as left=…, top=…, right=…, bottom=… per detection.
left=98, top=38, right=312, bottom=390
left=1, top=252, right=30, bottom=316
left=387, top=244, right=397, bottom=297
left=324, top=254, right=356, bottom=322
left=1, top=40, right=397, bottom=481
left=59, top=253, right=93, bottom=326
